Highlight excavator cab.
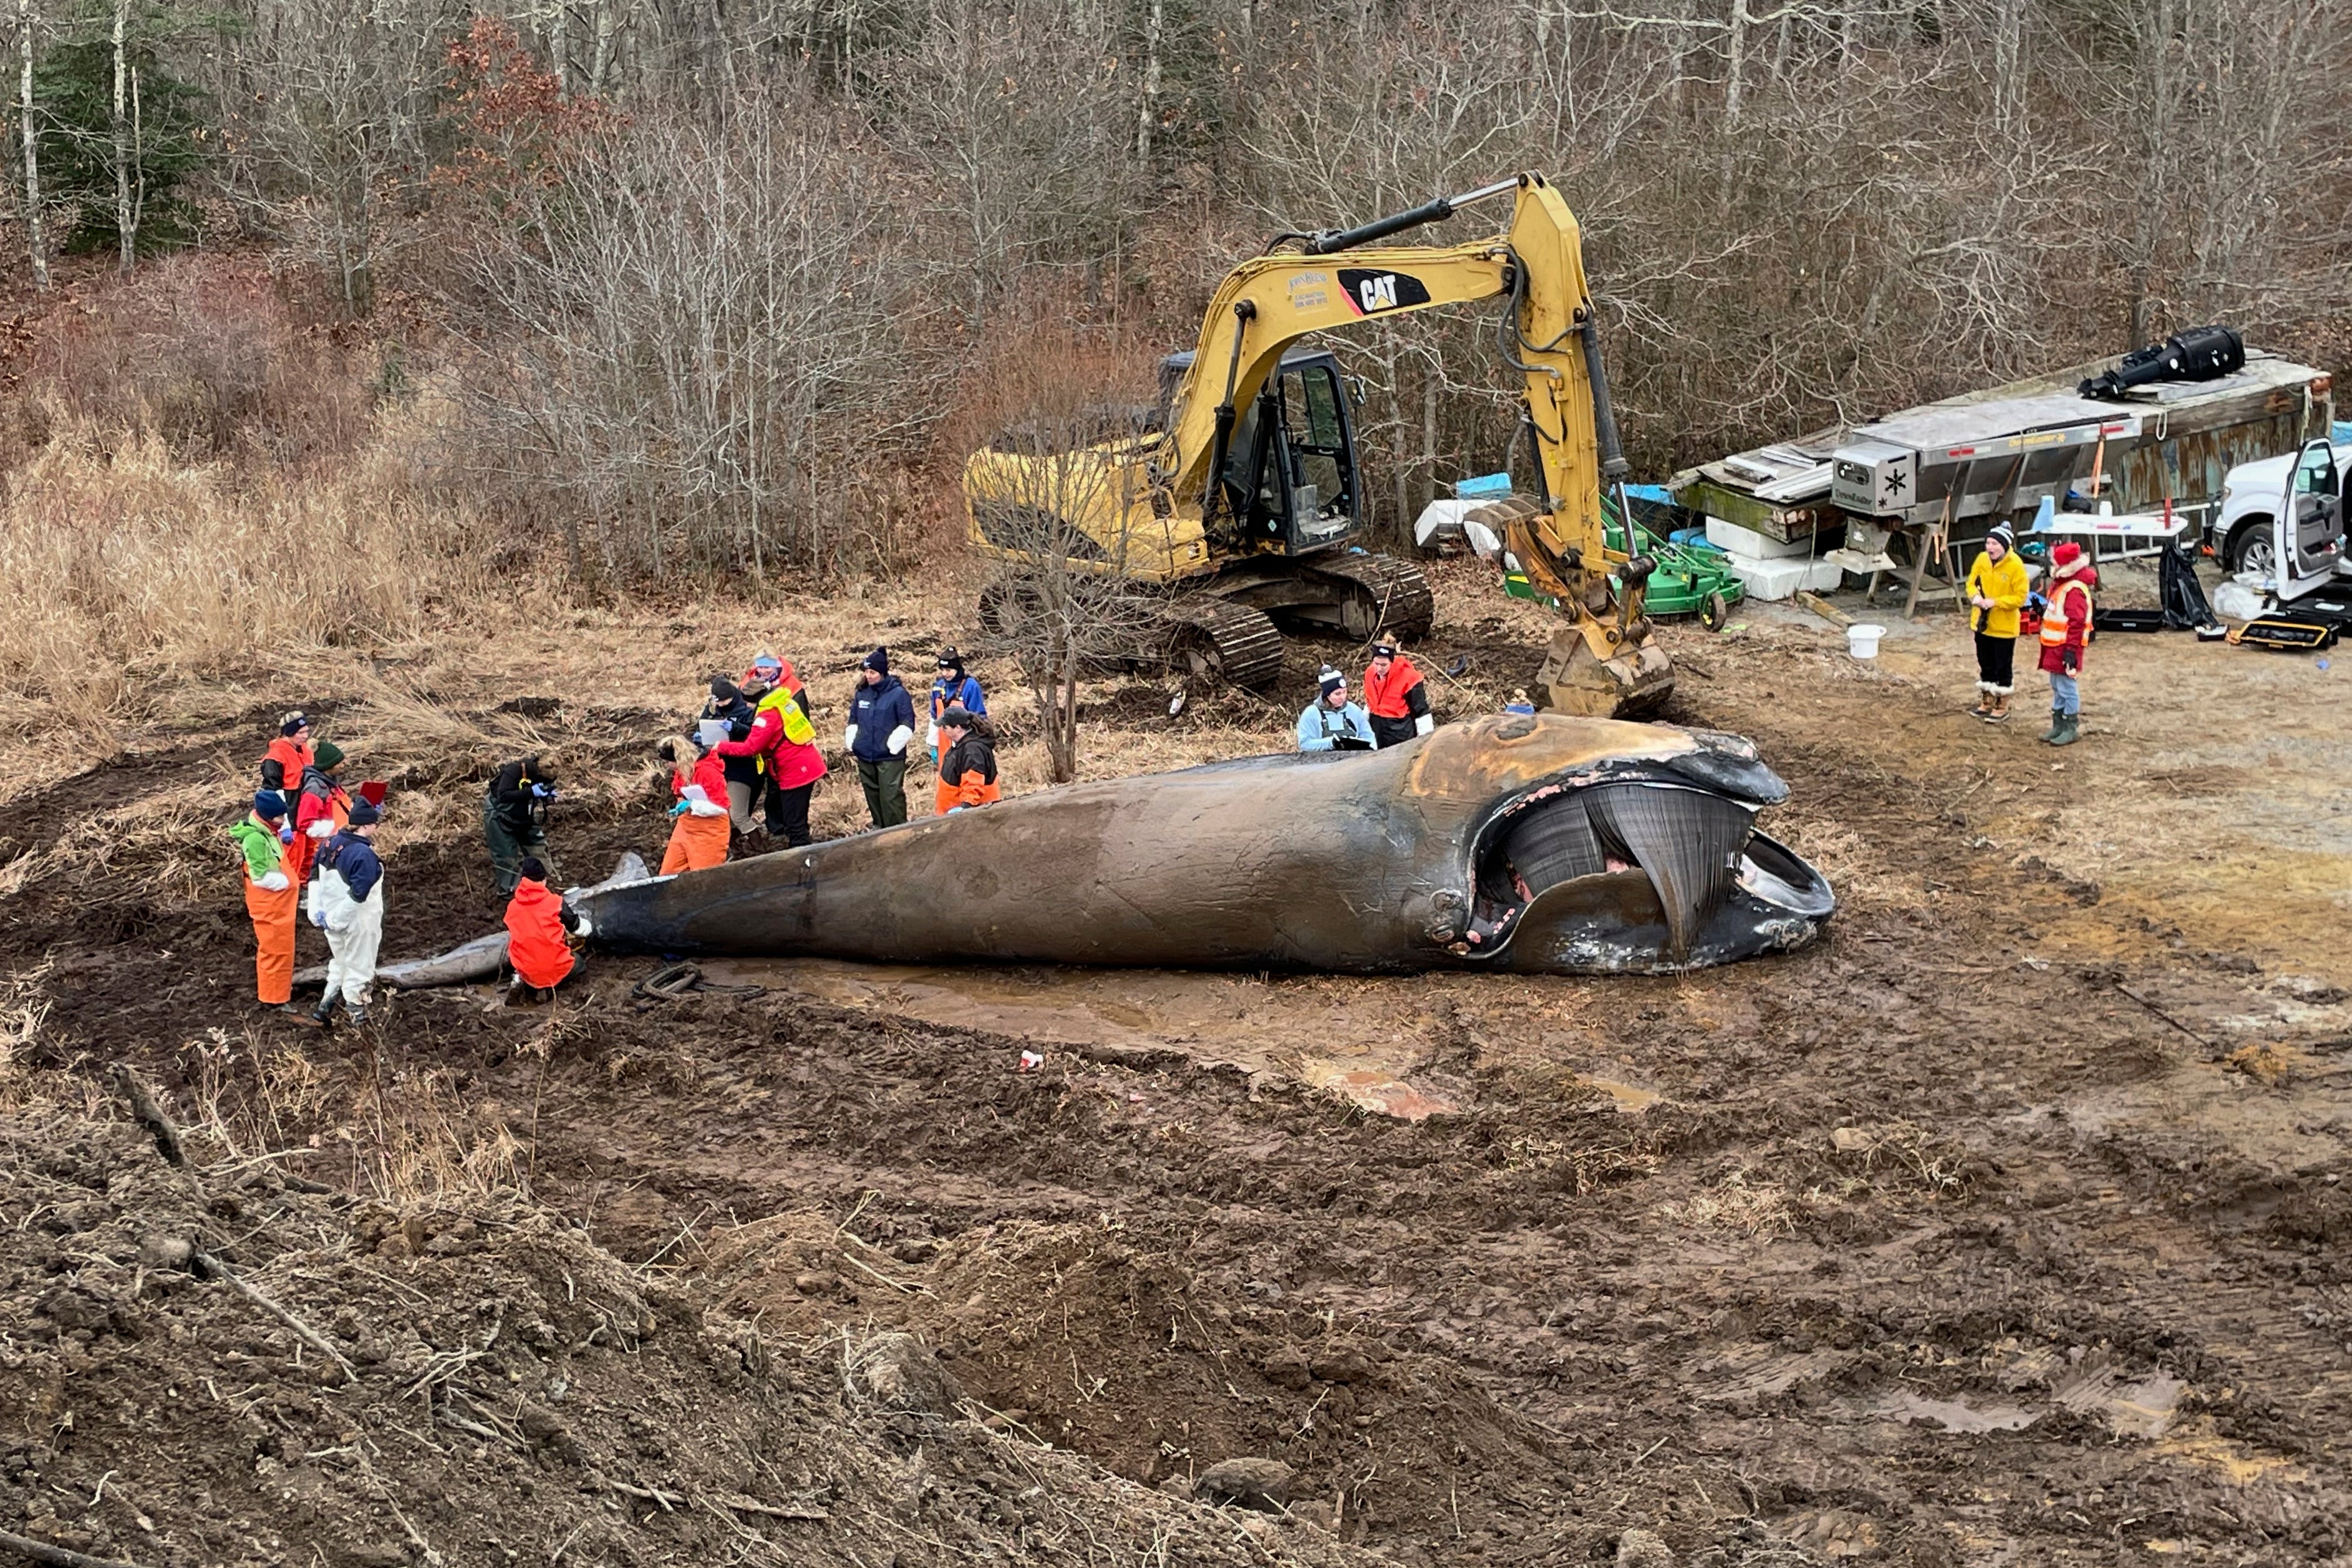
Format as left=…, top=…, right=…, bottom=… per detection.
left=1161, top=348, right=1362, bottom=556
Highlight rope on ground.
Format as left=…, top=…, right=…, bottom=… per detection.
left=629, top=962, right=763, bottom=1004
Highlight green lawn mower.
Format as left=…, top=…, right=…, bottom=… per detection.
left=1500, top=483, right=1741, bottom=631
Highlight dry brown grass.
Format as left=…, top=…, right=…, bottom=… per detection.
left=0, top=391, right=490, bottom=733
left=0, top=961, right=54, bottom=1111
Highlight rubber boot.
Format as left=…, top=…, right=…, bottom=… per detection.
left=293, top=993, right=337, bottom=1030
left=346, top=1002, right=370, bottom=1028
left=1988, top=693, right=2011, bottom=723
left=2048, top=713, right=2080, bottom=748
left=2041, top=707, right=2065, bottom=743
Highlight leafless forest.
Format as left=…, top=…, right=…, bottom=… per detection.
left=4, top=0, right=2348, bottom=594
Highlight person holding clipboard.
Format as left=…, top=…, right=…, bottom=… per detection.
left=1296, top=667, right=1377, bottom=752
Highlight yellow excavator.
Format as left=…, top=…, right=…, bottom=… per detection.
left=962, top=172, right=1673, bottom=716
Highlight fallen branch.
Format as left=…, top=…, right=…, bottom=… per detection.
left=717, top=1494, right=830, bottom=1523
left=112, top=1067, right=186, bottom=1169
left=609, top=1479, right=684, bottom=1512
left=0, top=1527, right=155, bottom=1568
left=193, top=1251, right=359, bottom=1385
left=835, top=1249, right=925, bottom=1295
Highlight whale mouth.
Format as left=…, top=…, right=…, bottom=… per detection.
left=1468, top=778, right=1759, bottom=962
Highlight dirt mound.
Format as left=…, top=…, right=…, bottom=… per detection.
left=0, top=1101, right=1378, bottom=1568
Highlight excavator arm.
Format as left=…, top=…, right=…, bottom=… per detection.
left=1155, top=173, right=1670, bottom=717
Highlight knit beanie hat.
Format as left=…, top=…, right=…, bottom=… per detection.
left=1371, top=639, right=1400, bottom=660
left=518, top=856, right=546, bottom=884
left=252, top=791, right=285, bottom=819
left=864, top=646, right=890, bottom=675
left=710, top=675, right=740, bottom=702
left=347, top=798, right=382, bottom=827
left=939, top=704, right=974, bottom=730
left=312, top=741, right=345, bottom=771
left=1986, top=523, right=2015, bottom=552
left=279, top=712, right=309, bottom=737
left=1318, top=666, right=1345, bottom=699
left=937, top=647, right=965, bottom=675
left=2051, top=541, right=2084, bottom=573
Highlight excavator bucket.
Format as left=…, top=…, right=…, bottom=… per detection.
left=1506, top=513, right=1677, bottom=718
left=1537, top=628, right=1675, bottom=717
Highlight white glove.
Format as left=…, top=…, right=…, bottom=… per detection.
left=306, top=818, right=334, bottom=839
left=886, top=725, right=912, bottom=755
left=926, top=723, right=939, bottom=748
left=842, top=725, right=858, bottom=750
left=1414, top=714, right=1435, bottom=737
left=257, top=870, right=289, bottom=893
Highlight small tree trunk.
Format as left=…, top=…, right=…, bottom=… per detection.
left=18, top=0, right=46, bottom=292
left=1133, top=0, right=1163, bottom=162
left=111, top=0, right=132, bottom=273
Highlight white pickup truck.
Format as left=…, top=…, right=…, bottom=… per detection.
left=2211, top=438, right=2352, bottom=576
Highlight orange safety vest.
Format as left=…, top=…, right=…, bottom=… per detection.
left=2040, top=578, right=2091, bottom=647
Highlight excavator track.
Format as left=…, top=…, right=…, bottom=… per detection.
left=1298, top=551, right=1436, bottom=641
left=1166, top=599, right=1286, bottom=689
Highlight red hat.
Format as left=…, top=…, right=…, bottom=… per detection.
left=2050, top=541, right=2083, bottom=570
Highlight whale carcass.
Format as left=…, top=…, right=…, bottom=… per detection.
left=570, top=715, right=1832, bottom=975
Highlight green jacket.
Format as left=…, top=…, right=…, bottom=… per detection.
left=228, top=815, right=285, bottom=883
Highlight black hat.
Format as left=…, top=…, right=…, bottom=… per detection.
left=939, top=704, right=974, bottom=729
left=519, top=855, right=547, bottom=883
left=1371, top=639, right=1400, bottom=659
left=937, top=647, right=964, bottom=673
left=1318, top=665, right=1345, bottom=699
left=347, top=797, right=382, bottom=827
left=864, top=646, right=890, bottom=675
left=279, top=711, right=310, bottom=737
left=710, top=675, right=740, bottom=702
left=1986, top=523, right=2015, bottom=551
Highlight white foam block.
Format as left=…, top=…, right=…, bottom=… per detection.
left=1706, top=515, right=1812, bottom=560
left=1727, top=556, right=1843, bottom=602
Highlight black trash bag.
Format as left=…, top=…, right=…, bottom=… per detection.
left=2160, top=540, right=2217, bottom=629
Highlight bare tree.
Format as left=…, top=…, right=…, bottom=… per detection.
left=970, top=410, right=1166, bottom=785
left=452, top=84, right=912, bottom=581
left=225, top=0, right=464, bottom=314
left=16, top=0, right=45, bottom=291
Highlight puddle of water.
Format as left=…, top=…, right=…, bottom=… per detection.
left=1868, top=1389, right=2038, bottom=1433
left=2156, top=1419, right=2303, bottom=1485
left=1582, top=1075, right=1662, bottom=1113
left=1299, top=1058, right=1456, bottom=1121
left=2052, top=1362, right=2184, bottom=1438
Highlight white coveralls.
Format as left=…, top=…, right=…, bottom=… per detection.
left=308, top=854, right=386, bottom=1007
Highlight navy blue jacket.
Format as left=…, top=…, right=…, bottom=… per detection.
left=848, top=675, right=917, bottom=763
left=322, top=830, right=382, bottom=903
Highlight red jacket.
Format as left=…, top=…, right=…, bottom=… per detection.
left=717, top=684, right=827, bottom=790
left=503, top=878, right=576, bottom=989
left=2038, top=569, right=2097, bottom=675
left=290, top=781, right=349, bottom=884
left=1363, top=656, right=1429, bottom=720
left=672, top=751, right=730, bottom=810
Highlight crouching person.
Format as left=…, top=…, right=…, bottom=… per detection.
left=933, top=706, right=1001, bottom=814
left=503, top=856, right=579, bottom=1005
left=302, top=797, right=385, bottom=1029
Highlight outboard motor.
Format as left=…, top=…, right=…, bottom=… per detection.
left=2079, top=326, right=2245, bottom=399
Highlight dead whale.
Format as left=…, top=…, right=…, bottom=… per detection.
left=568, top=715, right=1832, bottom=975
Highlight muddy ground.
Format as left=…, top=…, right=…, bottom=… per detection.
left=3, top=558, right=2350, bottom=1567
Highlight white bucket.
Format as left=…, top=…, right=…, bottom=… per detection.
left=1846, top=622, right=1885, bottom=659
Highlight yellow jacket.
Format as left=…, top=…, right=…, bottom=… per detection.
left=1965, top=549, right=2031, bottom=638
